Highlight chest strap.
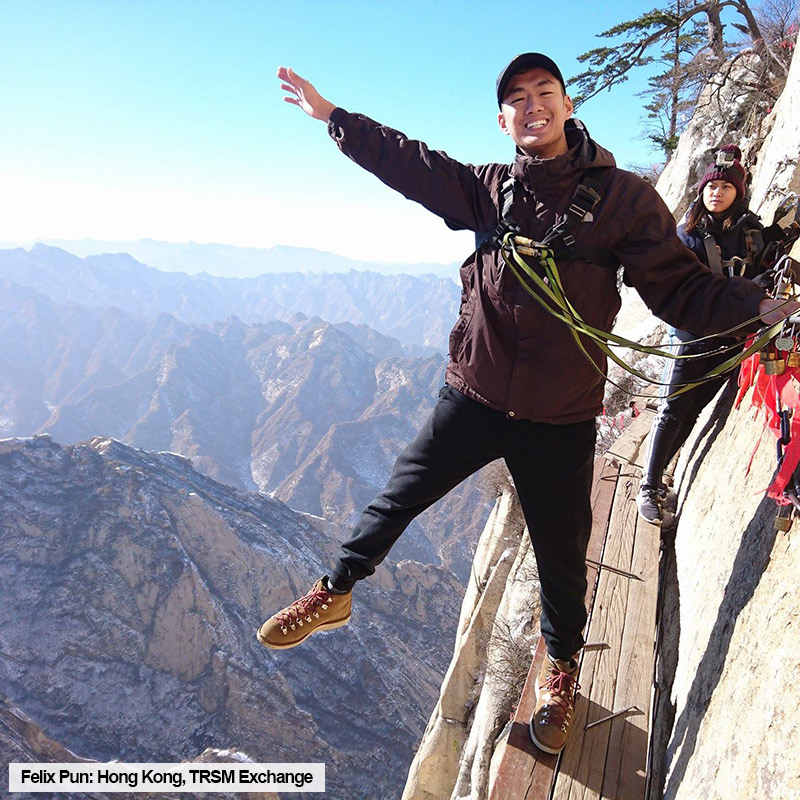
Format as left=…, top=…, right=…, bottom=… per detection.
left=476, top=166, right=619, bottom=270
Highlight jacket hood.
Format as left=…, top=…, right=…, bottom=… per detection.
left=512, top=118, right=616, bottom=170
left=511, top=118, right=616, bottom=198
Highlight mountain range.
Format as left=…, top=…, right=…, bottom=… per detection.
left=0, top=434, right=464, bottom=799
left=0, top=278, right=490, bottom=579
left=0, top=245, right=459, bottom=351
left=35, top=239, right=461, bottom=280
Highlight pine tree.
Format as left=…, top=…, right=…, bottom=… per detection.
left=638, top=2, right=709, bottom=156
left=571, top=1, right=795, bottom=159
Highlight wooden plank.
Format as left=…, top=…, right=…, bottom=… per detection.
left=552, top=469, right=640, bottom=799
left=587, top=459, right=620, bottom=566
left=604, top=409, right=656, bottom=470
left=600, top=486, right=660, bottom=799
left=488, top=459, right=620, bottom=800
left=488, top=639, right=559, bottom=800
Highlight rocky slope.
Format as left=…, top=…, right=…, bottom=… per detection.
left=0, top=696, right=279, bottom=800
left=0, top=435, right=463, bottom=800
left=0, top=288, right=491, bottom=579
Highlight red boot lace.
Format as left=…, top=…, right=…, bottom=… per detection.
left=540, top=667, right=580, bottom=728
left=276, top=586, right=334, bottom=629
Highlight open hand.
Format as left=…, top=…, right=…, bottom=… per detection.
left=759, top=296, right=800, bottom=325
left=277, top=66, right=336, bottom=122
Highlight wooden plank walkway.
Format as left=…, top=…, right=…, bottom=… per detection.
left=489, top=408, right=660, bottom=800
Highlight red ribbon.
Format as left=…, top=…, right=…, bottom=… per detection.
left=736, top=349, right=800, bottom=503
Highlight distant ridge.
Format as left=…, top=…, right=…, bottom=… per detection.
left=0, top=245, right=459, bottom=349
left=34, top=238, right=461, bottom=280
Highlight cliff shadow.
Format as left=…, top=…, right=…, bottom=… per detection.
left=647, top=518, right=679, bottom=800
left=674, top=377, right=737, bottom=515
left=660, top=492, right=779, bottom=800
left=649, top=379, right=740, bottom=799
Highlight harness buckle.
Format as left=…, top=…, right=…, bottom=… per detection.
left=568, top=184, right=601, bottom=219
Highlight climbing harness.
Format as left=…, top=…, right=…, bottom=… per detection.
left=475, top=163, right=617, bottom=274
left=466, top=133, right=800, bottom=403
left=702, top=226, right=764, bottom=277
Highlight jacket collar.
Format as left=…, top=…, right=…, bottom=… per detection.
left=511, top=118, right=616, bottom=190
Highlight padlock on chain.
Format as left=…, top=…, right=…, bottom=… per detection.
left=761, top=348, right=786, bottom=375
left=783, top=323, right=800, bottom=368
left=774, top=514, right=793, bottom=532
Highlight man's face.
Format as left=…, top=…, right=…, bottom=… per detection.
left=497, top=67, right=573, bottom=159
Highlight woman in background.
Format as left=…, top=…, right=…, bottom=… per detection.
left=637, top=144, right=780, bottom=524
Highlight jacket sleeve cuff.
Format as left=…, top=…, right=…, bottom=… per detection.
left=328, top=107, right=347, bottom=127
left=743, top=288, right=768, bottom=331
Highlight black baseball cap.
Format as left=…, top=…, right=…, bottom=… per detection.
left=496, top=53, right=566, bottom=106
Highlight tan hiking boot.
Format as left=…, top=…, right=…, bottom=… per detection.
left=257, top=577, right=352, bottom=649
left=529, top=654, right=580, bottom=754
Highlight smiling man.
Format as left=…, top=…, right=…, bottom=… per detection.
left=497, top=59, right=573, bottom=158
left=258, top=53, right=797, bottom=756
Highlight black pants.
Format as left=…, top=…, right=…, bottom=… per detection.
left=329, top=385, right=596, bottom=660
left=642, top=331, right=737, bottom=489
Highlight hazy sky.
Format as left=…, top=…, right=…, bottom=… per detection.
left=3, top=1, right=677, bottom=264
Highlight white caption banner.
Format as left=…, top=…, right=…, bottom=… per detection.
left=9, top=762, right=325, bottom=793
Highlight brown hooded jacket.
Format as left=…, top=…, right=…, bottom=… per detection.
left=327, top=110, right=766, bottom=424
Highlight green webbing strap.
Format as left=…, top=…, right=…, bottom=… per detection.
left=503, top=234, right=760, bottom=355
left=500, top=234, right=786, bottom=398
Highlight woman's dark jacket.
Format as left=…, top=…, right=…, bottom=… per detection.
left=677, top=202, right=780, bottom=280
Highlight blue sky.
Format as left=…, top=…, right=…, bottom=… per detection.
left=2, top=1, right=672, bottom=264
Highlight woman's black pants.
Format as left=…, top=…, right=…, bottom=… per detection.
left=642, top=332, right=736, bottom=490
left=329, top=385, right=596, bottom=661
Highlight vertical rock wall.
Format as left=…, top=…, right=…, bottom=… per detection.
left=649, top=44, right=800, bottom=800
left=656, top=55, right=766, bottom=218
left=748, top=42, right=800, bottom=222
left=400, top=489, right=538, bottom=800
left=652, top=381, right=800, bottom=800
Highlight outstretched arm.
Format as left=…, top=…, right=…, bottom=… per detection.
left=277, top=66, right=336, bottom=123
left=276, top=67, right=497, bottom=232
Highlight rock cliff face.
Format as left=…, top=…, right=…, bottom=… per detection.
left=656, top=54, right=767, bottom=218
left=0, top=696, right=279, bottom=800
left=649, top=42, right=800, bottom=800
left=748, top=41, right=800, bottom=222
left=649, top=383, right=800, bottom=800
left=0, top=435, right=463, bottom=800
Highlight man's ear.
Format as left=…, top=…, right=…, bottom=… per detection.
left=498, top=111, right=510, bottom=136
left=564, top=94, right=574, bottom=119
